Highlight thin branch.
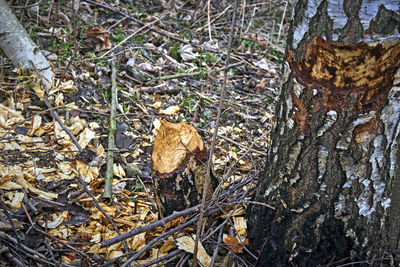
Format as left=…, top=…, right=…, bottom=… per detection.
left=78, top=176, right=129, bottom=254
left=103, top=59, right=117, bottom=199
left=138, top=250, right=182, bottom=267
left=153, top=61, right=243, bottom=82
left=29, top=60, right=82, bottom=152
left=100, top=173, right=256, bottom=248
left=276, top=1, right=288, bottom=44
left=21, top=203, right=92, bottom=262
left=193, top=1, right=238, bottom=266
left=211, top=226, right=224, bottom=266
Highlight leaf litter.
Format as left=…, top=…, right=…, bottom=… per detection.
left=0, top=0, right=290, bottom=266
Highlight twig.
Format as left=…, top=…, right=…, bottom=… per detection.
left=0, top=197, right=21, bottom=243
left=240, top=0, right=246, bottom=35
left=193, top=1, right=238, bottom=266
left=78, top=176, right=129, bottom=254
left=211, top=227, right=224, bottom=266
left=197, top=128, right=267, bottom=156
left=21, top=203, right=92, bottom=262
left=227, top=200, right=275, bottom=210
left=100, top=174, right=256, bottom=248
left=153, top=61, right=243, bottom=82
left=29, top=60, right=82, bottom=152
left=60, top=0, right=79, bottom=81
left=82, top=0, right=225, bottom=55
left=2, top=233, right=57, bottom=265
left=121, top=215, right=201, bottom=267
left=138, top=249, right=182, bottom=267
left=276, top=1, right=288, bottom=45
left=99, top=204, right=201, bottom=248
left=177, top=253, right=191, bottom=267
left=214, top=201, right=256, bottom=259
left=42, top=97, right=82, bottom=152
left=103, top=59, right=117, bottom=199
left=207, top=0, right=212, bottom=41
left=101, top=18, right=162, bottom=58
left=195, top=4, right=232, bottom=33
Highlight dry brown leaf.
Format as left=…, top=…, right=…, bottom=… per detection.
left=223, top=234, right=249, bottom=254
left=85, top=27, right=111, bottom=50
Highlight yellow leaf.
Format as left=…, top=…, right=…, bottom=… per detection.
left=160, top=105, right=180, bottom=115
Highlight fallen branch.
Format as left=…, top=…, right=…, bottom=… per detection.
left=99, top=204, right=202, bottom=248
left=193, top=0, right=238, bottom=265
left=78, top=176, right=129, bottom=254
left=99, top=174, right=256, bottom=248
left=82, top=0, right=250, bottom=58
left=103, top=59, right=117, bottom=199
left=21, top=203, right=92, bottom=263
left=152, top=61, right=243, bottom=82
left=29, top=60, right=83, bottom=152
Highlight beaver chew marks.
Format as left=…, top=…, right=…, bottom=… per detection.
left=289, top=36, right=400, bottom=113
left=151, top=120, right=215, bottom=216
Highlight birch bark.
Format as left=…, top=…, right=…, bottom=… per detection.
left=247, top=1, right=400, bottom=265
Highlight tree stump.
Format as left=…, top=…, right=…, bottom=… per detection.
left=151, top=120, right=216, bottom=217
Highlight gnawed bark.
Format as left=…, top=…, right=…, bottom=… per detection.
left=247, top=0, right=400, bottom=265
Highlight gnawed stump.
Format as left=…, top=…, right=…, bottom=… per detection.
left=151, top=120, right=217, bottom=217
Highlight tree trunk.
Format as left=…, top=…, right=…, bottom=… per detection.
left=247, top=1, right=400, bottom=266
left=0, top=0, right=54, bottom=90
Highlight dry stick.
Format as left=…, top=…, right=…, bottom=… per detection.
left=139, top=249, right=182, bottom=267
left=42, top=97, right=82, bottom=152
left=122, top=207, right=226, bottom=267
left=211, top=227, right=224, bottom=266
left=100, top=204, right=201, bottom=248
left=244, top=5, right=257, bottom=33
left=207, top=0, right=212, bottom=41
left=82, top=0, right=224, bottom=55
left=60, top=0, right=79, bottom=82
left=28, top=60, right=82, bottom=151
left=0, top=198, right=21, bottom=245
left=276, top=0, right=288, bottom=45
left=101, top=18, right=162, bottom=59
left=193, top=1, right=238, bottom=266
left=240, top=0, right=246, bottom=35
left=1, top=232, right=56, bottom=265
left=20, top=203, right=92, bottom=262
left=103, top=59, right=117, bottom=199
left=198, top=128, right=267, bottom=157
left=195, top=4, right=232, bottom=33
left=214, top=201, right=256, bottom=260
left=154, top=61, right=243, bottom=81
left=78, top=176, right=129, bottom=254
left=100, top=175, right=255, bottom=248
left=1, top=105, right=108, bottom=140
left=221, top=132, right=268, bottom=181
left=121, top=214, right=201, bottom=267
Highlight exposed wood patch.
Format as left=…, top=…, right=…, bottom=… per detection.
left=288, top=36, right=400, bottom=132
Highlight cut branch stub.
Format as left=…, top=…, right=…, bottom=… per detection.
left=152, top=120, right=215, bottom=216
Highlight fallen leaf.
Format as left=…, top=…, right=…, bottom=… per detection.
left=160, top=105, right=180, bottom=115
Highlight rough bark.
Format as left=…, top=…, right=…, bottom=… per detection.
left=247, top=0, right=400, bottom=266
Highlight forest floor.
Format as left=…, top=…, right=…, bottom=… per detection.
left=0, top=0, right=290, bottom=266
